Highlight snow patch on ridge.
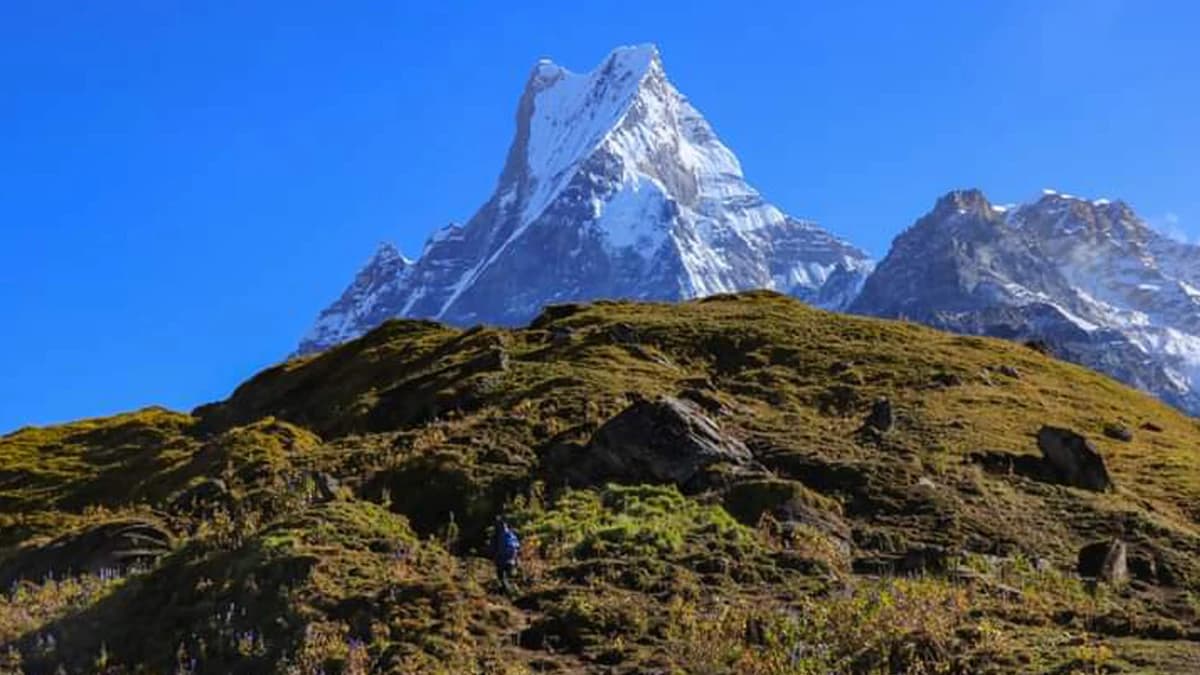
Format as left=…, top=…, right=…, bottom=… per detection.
left=591, top=175, right=671, bottom=256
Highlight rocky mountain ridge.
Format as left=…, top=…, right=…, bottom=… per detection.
left=851, top=188, right=1200, bottom=416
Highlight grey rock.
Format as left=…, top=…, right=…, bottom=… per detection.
left=723, top=479, right=851, bottom=547
left=578, top=396, right=754, bottom=487
left=931, top=372, right=964, bottom=387
left=864, top=397, right=894, bottom=433
left=170, top=478, right=230, bottom=514
left=1103, top=423, right=1134, bottom=442
left=608, top=322, right=640, bottom=345
left=898, top=544, right=954, bottom=575
left=852, top=556, right=900, bottom=576
left=313, top=472, right=342, bottom=502
left=1078, top=539, right=1129, bottom=585
left=0, top=520, right=172, bottom=585
left=1037, top=426, right=1113, bottom=492
left=549, top=327, right=574, bottom=346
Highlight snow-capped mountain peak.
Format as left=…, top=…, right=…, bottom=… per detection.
left=518, top=45, right=665, bottom=225
left=300, top=242, right=415, bottom=351
left=852, top=188, right=1200, bottom=416
left=299, top=45, right=871, bottom=354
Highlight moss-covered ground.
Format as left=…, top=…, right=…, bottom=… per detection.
left=3, top=291, right=1200, bottom=672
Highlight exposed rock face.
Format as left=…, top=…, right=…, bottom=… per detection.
left=299, top=45, right=871, bottom=354
left=1103, top=423, right=1134, bottom=442
left=313, top=471, right=342, bottom=502
left=851, top=189, right=1200, bottom=417
left=1037, top=426, right=1113, bottom=492
left=169, top=478, right=231, bottom=516
left=722, top=479, right=851, bottom=546
left=0, top=520, right=172, bottom=585
left=1078, top=539, right=1129, bottom=584
left=577, top=396, right=754, bottom=487
left=864, top=398, right=894, bottom=433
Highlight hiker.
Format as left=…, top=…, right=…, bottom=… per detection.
left=491, top=516, right=521, bottom=593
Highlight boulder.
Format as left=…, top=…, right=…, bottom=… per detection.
left=898, top=544, right=954, bottom=575
left=1102, top=423, right=1134, bottom=443
left=931, top=372, right=964, bottom=388
left=723, top=479, right=850, bottom=545
left=528, top=302, right=587, bottom=329
left=312, top=471, right=342, bottom=502
left=864, top=398, right=894, bottom=433
left=476, top=346, right=509, bottom=372
left=1077, top=539, right=1128, bottom=585
left=828, top=361, right=855, bottom=374
left=169, top=478, right=231, bottom=514
left=1036, top=426, right=1113, bottom=492
left=997, top=365, right=1021, bottom=379
left=608, top=322, right=640, bottom=345
left=0, top=520, right=172, bottom=586
left=817, top=385, right=859, bottom=416
left=1024, top=340, right=1052, bottom=356
left=1127, top=550, right=1158, bottom=584
left=580, top=396, right=754, bottom=487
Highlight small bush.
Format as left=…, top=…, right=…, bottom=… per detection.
left=515, top=484, right=753, bottom=561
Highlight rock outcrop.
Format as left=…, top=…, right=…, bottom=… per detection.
left=862, top=397, right=894, bottom=433
left=1037, top=426, right=1113, bottom=492
left=0, top=520, right=172, bottom=586
left=1078, top=539, right=1129, bottom=585
left=573, top=396, right=755, bottom=488
left=723, top=478, right=851, bottom=546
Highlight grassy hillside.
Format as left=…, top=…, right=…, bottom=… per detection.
left=3, top=291, right=1200, bottom=673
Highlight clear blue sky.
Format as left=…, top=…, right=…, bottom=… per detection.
left=2, top=1, right=1197, bottom=432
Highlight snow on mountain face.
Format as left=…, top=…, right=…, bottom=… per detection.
left=298, top=45, right=871, bottom=354
left=851, top=189, right=1200, bottom=416
left=301, top=243, right=413, bottom=350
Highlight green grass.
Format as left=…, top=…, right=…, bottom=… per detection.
left=515, top=484, right=754, bottom=560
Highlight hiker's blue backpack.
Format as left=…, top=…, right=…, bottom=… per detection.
left=500, top=528, right=520, bottom=561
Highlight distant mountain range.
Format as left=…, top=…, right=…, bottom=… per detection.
left=299, top=45, right=1199, bottom=417
left=851, top=188, right=1200, bottom=415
